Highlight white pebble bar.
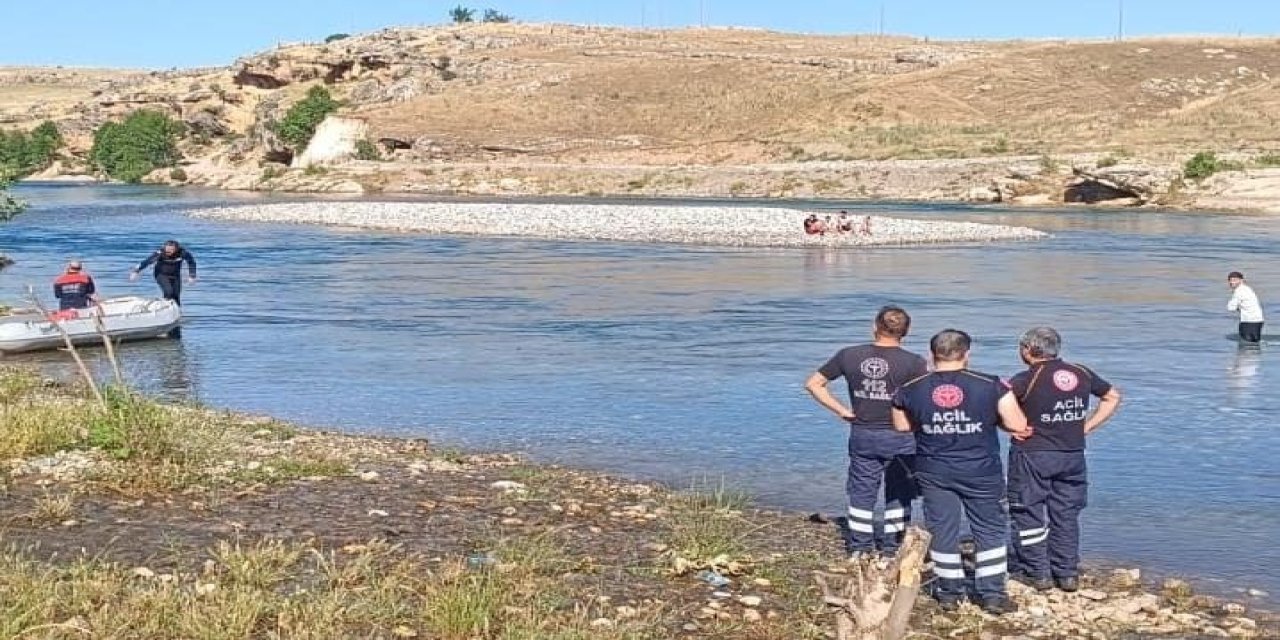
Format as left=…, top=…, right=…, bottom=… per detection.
left=191, top=203, right=1048, bottom=248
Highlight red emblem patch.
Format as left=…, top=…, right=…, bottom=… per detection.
left=932, top=384, right=965, bottom=409
left=1053, top=370, right=1079, bottom=392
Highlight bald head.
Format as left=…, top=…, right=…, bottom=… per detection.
left=66, top=261, right=83, bottom=273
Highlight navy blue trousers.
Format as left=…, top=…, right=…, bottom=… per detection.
left=845, top=429, right=917, bottom=554
left=1007, top=449, right=1088, bottom=579
left=917, top=468, right=1008, bottom=601
left=156, top=275, right=182, bottom=305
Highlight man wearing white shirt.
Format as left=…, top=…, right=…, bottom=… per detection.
left=1227, top=271, right=1265, bottom=343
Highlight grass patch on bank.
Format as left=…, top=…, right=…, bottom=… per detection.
left=0, top=369, right=350, bottom=495
left=0, top=534, right=670, bottom=639
left=664, top=479, right=757, bottom=572
left=27, top=491, right=75, bottom=525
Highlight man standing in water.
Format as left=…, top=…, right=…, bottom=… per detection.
left=1006, top=328, right=1121, bottom=593
left=1227, top=271, right=1264, bottom=343
left=130, top=240, right=197, bottom=304
left=892, top=329, right=1031, bottom=614
left=805, top=306, right=928, bottom=559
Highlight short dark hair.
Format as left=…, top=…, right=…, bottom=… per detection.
left=1228, top=271, right=1245, bottom=280
left=930, top=329, right=972, bottom=362
left=874, top=306, right=912, bottom=339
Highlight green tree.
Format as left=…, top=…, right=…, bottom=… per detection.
left=450, top=5, right=475, bottom=22
left=0, top=173, right=22, bottom=221
left=0, top=121, right=63, bottom=178
left=324, top=33, right=350, bottom=43
left=29, top=121, right=62, bottom=161
left=90, top=110, right=184, bottom=183
left=482, top=9, right=512, bottom=22
left=273, top=86, right=340, bottom=151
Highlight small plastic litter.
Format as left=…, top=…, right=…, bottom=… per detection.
left=466, top=553, right=497, bottom=570
left=697, top=570, right=731, bottom=588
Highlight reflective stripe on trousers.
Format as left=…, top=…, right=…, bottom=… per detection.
left=1007, top=448, right=1088, bottom=580
left=917, top=468, right=1009, bottom=600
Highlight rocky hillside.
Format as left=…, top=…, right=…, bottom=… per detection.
left=6, top=24, right=1280, bottom=206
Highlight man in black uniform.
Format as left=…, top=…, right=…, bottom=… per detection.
left=806, top=306, right=928, bottom=558
left=1007, top=327, right=1121, bottom=592
left=130, top=240, right=197, bottom=304
left=892, top=329, right=1031, bottom=614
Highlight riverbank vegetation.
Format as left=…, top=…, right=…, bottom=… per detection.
left=0, top=174, right=22, bottom=220
left=273, top=86, right=340, bottom=152
left=0, top=367, right=1270, bottom=638
left=0, top=121, right=63, bottom=178
left=89, top=110, right=184, bottom=183
left=0, top=120, right=62, bottom=217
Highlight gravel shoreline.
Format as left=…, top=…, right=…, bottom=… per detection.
left=190, top=202, right=1049, bottom=248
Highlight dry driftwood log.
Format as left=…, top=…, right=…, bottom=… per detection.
left=814, top=526, right=932, bottom=640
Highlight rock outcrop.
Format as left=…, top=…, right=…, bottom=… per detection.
left=1066, top=164, right=1181, bottom=204
left=1189, top=167, right=1280, bottom=213
left=292, top=116, right=370, bottom=168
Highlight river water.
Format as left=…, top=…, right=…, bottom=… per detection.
left=2, top=183, right=1276, bottom=602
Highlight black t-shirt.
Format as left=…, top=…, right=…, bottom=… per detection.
left=892, top=369, right=1009, bottom=475
left=1009, top=359, right=1112, bottom=452
left=819, top=344, right=928, bottom=429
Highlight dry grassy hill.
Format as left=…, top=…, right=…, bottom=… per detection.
left=4, top=24, right=1280, bottom=205
left=355, top=28, right=1280, bottom=164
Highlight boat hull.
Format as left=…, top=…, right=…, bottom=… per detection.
left=0, top=297, right=183, bottom=354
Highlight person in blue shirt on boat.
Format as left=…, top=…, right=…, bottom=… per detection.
left=130, top=240, right=197, bottom=305
left=53, top=260, right=98, bottom=310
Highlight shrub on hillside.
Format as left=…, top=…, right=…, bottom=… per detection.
left=483, top=9, right=513, bottom=23
left=273, top=86, right=340, bottom=151
left=1183, top=152, right=1222, bottom=180
left=324, top=33, right=350, bottom=43
left=1255, top=152, right=1280, bottom=167
left=1183, top=151, right=1245, bottom=180
left=90, top=111, right=184, bottom=184
left=355, top=139, right=381, bottom=161
left=450, top=6, right=476, bottom=23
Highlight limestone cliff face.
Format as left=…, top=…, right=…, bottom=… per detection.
left=293, top=116, right=370, bottom=168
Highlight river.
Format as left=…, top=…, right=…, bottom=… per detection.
left=1, top=183, right=1276, bottom=603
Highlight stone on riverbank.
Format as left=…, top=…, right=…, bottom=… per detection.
left=191, top=202, right=1048, bottom=248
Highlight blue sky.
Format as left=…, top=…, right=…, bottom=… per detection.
left=5, top=0, right=1279, bottom=68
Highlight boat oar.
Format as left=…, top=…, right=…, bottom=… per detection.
left=90, top=304, right=125, bottom=386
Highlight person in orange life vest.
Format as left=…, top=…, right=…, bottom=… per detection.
left=53, top=260, right=98, bottom=310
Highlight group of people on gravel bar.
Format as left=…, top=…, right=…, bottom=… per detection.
left=804, top=210, right=872, bottom=236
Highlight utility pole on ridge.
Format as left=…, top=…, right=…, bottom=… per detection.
left=1116, top=0, right=1125, bottom=41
